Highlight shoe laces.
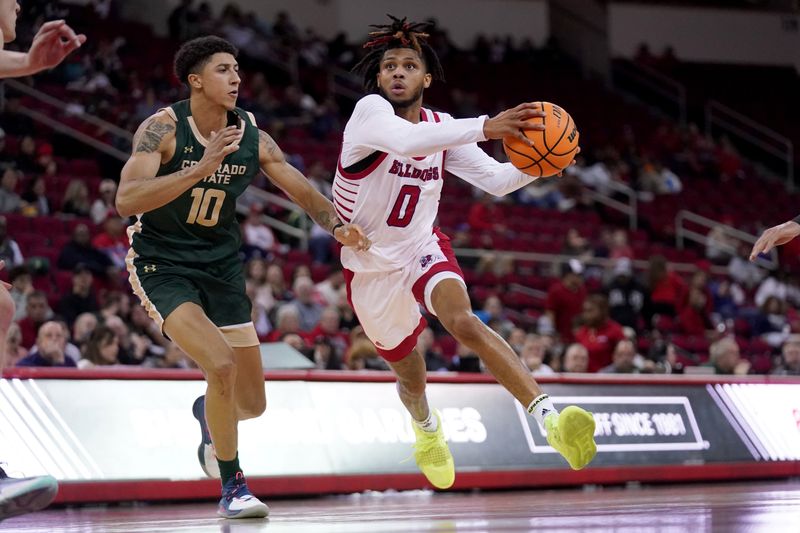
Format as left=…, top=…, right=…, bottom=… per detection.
left=223, top=472, right=252, bottom=502
left=413, top=431, right=450, bottom=465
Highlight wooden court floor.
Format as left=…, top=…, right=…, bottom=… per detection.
left=3, top=480, right=799, bottom=532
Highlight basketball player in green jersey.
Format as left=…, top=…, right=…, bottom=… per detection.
left=117, top=36, right=369, bottom=519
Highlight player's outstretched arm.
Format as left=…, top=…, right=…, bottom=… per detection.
left=749, top=220, right=800, bottom=261
left=117, top=112, right=240, bottom=217
left=0, top=20, right=86, bottom=78
left=258, top=130, right=370, bottom=251
left=346, top=95, right=545, bottom=158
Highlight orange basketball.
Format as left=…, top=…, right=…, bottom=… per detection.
left=503, top=102, right=579, bottom=178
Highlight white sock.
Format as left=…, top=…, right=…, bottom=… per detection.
left=415, top=410, right=439, bottom=433
left=527, top=394, right=558, bottom=429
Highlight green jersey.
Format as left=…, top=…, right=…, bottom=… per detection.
left=129, top=100, right=260, bottom=264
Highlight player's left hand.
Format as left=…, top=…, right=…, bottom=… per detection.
left=26, top=20, right=86, bottom=73
left=335, top=224, right=371, bottom=251
left=556, top=147, right=580, bottom=177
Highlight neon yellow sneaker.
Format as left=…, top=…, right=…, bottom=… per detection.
left=411, top=410, right=455, bottom=489
left=545, top=405, right=597, bottom=470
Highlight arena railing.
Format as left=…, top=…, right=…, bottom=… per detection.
left=705, top=100, right=795, bottom=190
left=611, top=59, right=687, bottom=126
left=584, top=179, right=638, bottom=230
left=675, top=209, right=777, bottom=269
left=239, top=185, right=310, bottom=251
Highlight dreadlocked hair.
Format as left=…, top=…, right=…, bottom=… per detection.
left=352, top=15, right=445, bottom=93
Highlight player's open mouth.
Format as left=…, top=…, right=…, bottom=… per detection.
left=390, top=83, right=405, bottom=95
left=228, top=91, right=238, bottom=98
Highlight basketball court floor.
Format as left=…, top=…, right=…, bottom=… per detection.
left=3, top=480, right=799, bottom=532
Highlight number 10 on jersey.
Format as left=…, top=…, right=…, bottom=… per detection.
left=187, top=187, right=225, bottom=227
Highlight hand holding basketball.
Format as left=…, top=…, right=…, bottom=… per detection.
left=483, top=103, right=546, bottom=145
left=503, top=102, right=580, bottom=178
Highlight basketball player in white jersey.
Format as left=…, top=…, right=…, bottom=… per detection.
left=0, top=1, right=85, bottom=520
left=338, top=16, right=597, bottom=488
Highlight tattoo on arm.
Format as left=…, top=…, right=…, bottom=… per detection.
left=134, top=118, right=175, bottom=154
left=258, top=129, right=280, bottom=158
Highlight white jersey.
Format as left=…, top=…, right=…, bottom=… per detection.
left=336, top=94, right=539, bottom=273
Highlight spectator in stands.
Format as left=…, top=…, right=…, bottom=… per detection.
left=605, top=257, right=647, bottom=332
left=244, top=258, right=277, bottom=313
left=103, top=315, right=137, bottom=365
left=336, top=285, right=359, bottom=331
left=5, top=323, right=26, bottom=367
left=706, top=337, right=750, bottom=375
left=467, top=194, right=508, bottom=233
left=0, top=216, right=23, bottom=268
left=310, top=336, right=344, bottom=370
left=78, top=325, right=119, bottom=368
left=242, top=204, right=280, bottom=258
left=0, top=168, right=21, bottom=214
left=475, top=295, right=514, bottom=338
left=574, top=294, right=626, bottom=372
left=168, top=0, right=197, bottom=41
left=755, top=268, right=800, bottom=308
left=144, top=342, right=191, bottom=369
left=561, top=343, right=589, bottom=373
left=773, top=338, right=800, bottom=376
left=92, top=216, right=129, bottom=268
left=710, top=278, right=743, bottom=321
left=728, top=242, right=764, bottom=290
left=752, top=296, right=790, bottom=348
left=16, top=136, right=37, bottom=174
left=309, top=223, right=335, bottom=264
left=646, top=255, right=686, bottom=318
left=507, top=327, right=527, bottom=354
left=561, top=228, right=593, bottom=262
left=676, top=288, right=714, bottom=336
left=56, top=264, right=98, bottom=327
left=128, top=305, right=169, bottom=351
left=266, top=263, right=292, bottom=302
left=17, top=290, right=52, bottom=349
left=304, top=306, right=348, bottom=357
left=61, top=179, right=92, bottom=217
left=8, top=265, right=32, bottom=321
left=639, top=160, right=682, bottom=195
left=16, top=320, right=76, bottom=367
left=705, top=225, right=737, bottom=265
left=545, top=260, right=587, bottom=343
left=598, top=339, right=638, bottom=374
left=449, top=342, right=482, bottom=373
left=609, top=229, right=633, bottom=260
left=72, top=312, right=98, bottom=352
left=346, top=338, right=385, bottom=370
left=20, top=176, right=50, bottom=217
left=417, top=327, right=447, bottom=371
left=57, top=223, right=115, bottom=277
left=98, top=292, right=131, bottom=325
left=265, top=304, right=302, bottom=342
left=289, top=276, right=323, bottom=331
left=315, top=268, right=343, bottom=307
left=90, top=179, right=118, bottom=224
left=520, top=334, right=555, bottom=375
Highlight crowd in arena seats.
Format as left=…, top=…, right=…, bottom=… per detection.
left=0, top=1, right=799, bottom=376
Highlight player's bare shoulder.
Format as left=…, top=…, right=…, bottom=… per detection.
left=257, top=128, right=284, bottom=165
left=131, top=109, right=178, bottom=162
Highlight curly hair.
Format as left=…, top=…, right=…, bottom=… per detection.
left=173, top=36, right=238, bottom=87
left=352, top=15, right=445, bottom=93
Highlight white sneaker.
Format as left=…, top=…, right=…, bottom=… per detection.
left=217, top=473, right=269, bottom=519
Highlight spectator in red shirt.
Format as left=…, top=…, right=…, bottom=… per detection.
left=467, top=194, right=507, bottom=233
left=679, top=266, right=713, bottom=317
left=303, top=306, right=349, bottom=357
left=92, top=216, right=130, bottom=269
left=545, top=260, right=586, bottom=343
left=676, top=288, right=713, bottom=336
left=265, top=304, right=302, bottom=342
left=16, top=291, right=52, bottom=349
left=574, top=294, right=626, bottom=372
left=646, top=255, right=686, bottom=319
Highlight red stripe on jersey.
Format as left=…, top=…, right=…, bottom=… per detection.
left=433, top=112, right=441, bottom=123
left=334, top=206, right=351, bottom=222
left=334, top=199, right=353, bottom=213
left=337, top=152, right=388, bottom=180
left=335, top=182, right=359, bottom=195
left=334, top=190, right=355, bottom=205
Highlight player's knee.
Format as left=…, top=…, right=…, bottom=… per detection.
left=207, top=358, right=237, bottom=388
left=444, top=311, right=481, bottom=342
left=239, top=393, right=267, bottom=419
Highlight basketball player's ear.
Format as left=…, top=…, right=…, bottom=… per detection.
left=423, top=73, right=432, bottom=89
left=187, top=73, right=202, bottom=91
